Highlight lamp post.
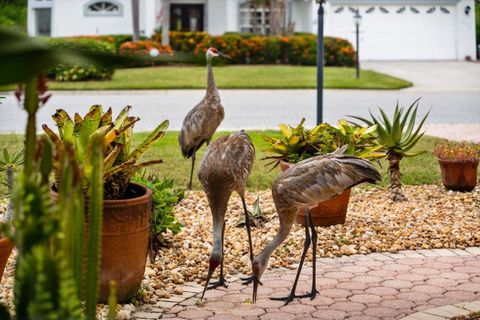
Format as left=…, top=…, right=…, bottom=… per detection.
left=316, top=0, right=326, bottom=125
left=353, top=11, right=362, bottom=79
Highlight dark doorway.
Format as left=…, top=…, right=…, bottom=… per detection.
left=170, top=4, right=204, bottom=32
left=35, top=8, right=51, bottom=36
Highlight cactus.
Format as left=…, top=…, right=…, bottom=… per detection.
left=85, top=135, right=104, bottom=320
left=43, top=105, right=169, bottom=199
left=0, top=148, right=24, bottom=223
left=108, top=281, right=118, bottom=320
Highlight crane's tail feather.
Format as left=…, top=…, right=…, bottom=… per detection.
left=336, top=156, right=382, bottom=188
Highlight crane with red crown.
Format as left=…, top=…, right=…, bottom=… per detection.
left=178, top=47, right=231, bottom=190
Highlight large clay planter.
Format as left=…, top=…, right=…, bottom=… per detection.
left=0, top=237, right=14, bottom=282
left=438, top=158, right=479, bottom=192
left=279, top=160, right=351, bottom=227
left=52, top=183, right=152, bottom=303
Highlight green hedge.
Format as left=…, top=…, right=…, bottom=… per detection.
left=47, top=38, right=116, bottom=81
left=156, top=31, right=355, bottom=67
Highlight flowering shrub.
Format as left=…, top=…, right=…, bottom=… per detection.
left=70, top=35, right=148, bottom=51
left=119, top=40, right=174, bottom=67
left=154, top=31, right=210, bottom=52
left=47, top=38, right=116, bottom=81
left=154, top=31, right=355, bottom=66
left=434, top=141, right=479, bottom=161
left=119, top=40, right=173, bottom=56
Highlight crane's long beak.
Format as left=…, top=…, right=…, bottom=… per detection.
left=219, top=52, right=231, bottom=59
left=201, top=268, right=214, bottom=300
left=252, top=275, right=259, bottom=303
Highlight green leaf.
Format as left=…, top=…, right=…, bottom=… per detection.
left=128, top=120, right=169, bottom=161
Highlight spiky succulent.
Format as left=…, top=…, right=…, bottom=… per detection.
left=349, top=98, right=429, bottom=158
left=43, top=105, right=169, bottom=199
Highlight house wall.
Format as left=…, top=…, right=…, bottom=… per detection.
left=291, top=0, right=313, bottom=33
left=318, top=0, right=477, bottom=60
left=28, top=0, right=161, bottom=38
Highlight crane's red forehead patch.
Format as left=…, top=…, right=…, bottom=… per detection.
left=209, top=47, right=219, bottom=53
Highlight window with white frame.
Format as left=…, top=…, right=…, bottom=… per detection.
left=84, top=0, right=123, bottom=16
left=239, top=2, right=270, bottom=35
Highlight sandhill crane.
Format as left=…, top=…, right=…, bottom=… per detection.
left=250, top=147, right=381, bottom=305
left=197, top=130, right=255, bottom=298
left=179, top=47, right=230, bottom=190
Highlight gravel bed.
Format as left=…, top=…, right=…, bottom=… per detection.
left=0, top=185, right=479, bottom=313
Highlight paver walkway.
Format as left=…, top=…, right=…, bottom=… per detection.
left=135, top=248, right=480, bottom=320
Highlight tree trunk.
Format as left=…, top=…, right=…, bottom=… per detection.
left=132, top=0, right=140, bottom=41
left=387, top=151, right=407, bottom=202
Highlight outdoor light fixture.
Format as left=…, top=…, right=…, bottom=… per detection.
left=465, top=5, right=471, bottom=15
left=353, top=11, right=362, bottom=79
left=149, top=48, right=160, bottom=57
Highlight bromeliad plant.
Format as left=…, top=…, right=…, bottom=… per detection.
left=42, top=105, right=169, bottom=200
left=263, top=118, right=383, bottom=168
left=350, top=98, right=430, bottom=202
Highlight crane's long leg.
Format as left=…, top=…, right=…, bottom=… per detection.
left=296, top=210, right=319, bottom=300
left=207, top=221, right=228, bottom=290
left=241, top=196, right=254, bottom=263
left=240, top=196, right=257, bottom=286
left=188, top=152, right=196, bottom=190
left=270, top=210, right=311, bottom=305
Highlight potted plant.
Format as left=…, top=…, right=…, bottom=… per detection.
left=0, top=148, right=24, bottom=281
left=434, top=141, right=479, bottom=191
left=350, top=99, right=429, bottom=202
left=264, top=118, right=383, bottom=226
left=43, top=105, right=169, bottom=303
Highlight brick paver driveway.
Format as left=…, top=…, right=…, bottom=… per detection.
left=135, top=248, right=480, bottom=319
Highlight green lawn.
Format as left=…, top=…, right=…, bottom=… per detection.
left=0, top=66, right=411, bottom=91
left=0, top=132, right=451, bottom=197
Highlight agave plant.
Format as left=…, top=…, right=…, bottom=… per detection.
left=263, top=118, right=383, bottom=168
left=43, top=105, right=169, bottom=199
left=350, top=98, right=429, bottom=202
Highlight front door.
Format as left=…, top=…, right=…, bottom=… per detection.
left=35, top=8, right=51, bottom=36
left=170, top=4, right=204, bottom=32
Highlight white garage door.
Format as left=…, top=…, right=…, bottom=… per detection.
left=326, top=5, right=457, bottom=60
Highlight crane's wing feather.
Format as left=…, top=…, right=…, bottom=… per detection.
left=179, top=99, right=225, bottom=158
left=198, top=131, right=255, bottom=193
left=274, top=154, right=381, bottom=209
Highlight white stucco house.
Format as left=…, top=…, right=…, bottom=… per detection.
left=27, top=0, right=313, bottom=38
left=323, top=0, right=477, bottom=60
left=27, top=0, right=477, bottom=60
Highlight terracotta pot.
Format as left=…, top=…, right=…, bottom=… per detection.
left=0, top=237, right=14, bottom=282
left=52, top=183, right=152, bottom=303
left=438, top=158, right=479, bottom=192
left=279, top=160, right=351, bottom=227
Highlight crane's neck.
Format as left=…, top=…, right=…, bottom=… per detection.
left=206, top=58, right=219, bottom=97
left=209, top=193, right=229, bottom=262
left=255, top=207, right=295, bottom=272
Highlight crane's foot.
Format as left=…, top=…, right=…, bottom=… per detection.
left=270, top=290, right=318, bottom=305
left=240, top=275, right=263, bottom=286
left=295, top=289, right=319, bottom=301
left=207, top=277, right=228, bottom=290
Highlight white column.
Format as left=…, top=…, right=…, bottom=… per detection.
left=143, top=0, right=157, bottom=37
left=161, top=0, right=170, bottom=45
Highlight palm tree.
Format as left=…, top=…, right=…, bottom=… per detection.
left=350, top=99, right=429, bottom=202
